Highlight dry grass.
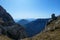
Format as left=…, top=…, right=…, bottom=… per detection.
left=0, top=35, right=12, bottom=40
left=22, top=16, right=60, bottom=40
left=0, top=16, right=60, bottom=40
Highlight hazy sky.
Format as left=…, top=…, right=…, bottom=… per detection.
left=0, top=0, right=60, bottom=19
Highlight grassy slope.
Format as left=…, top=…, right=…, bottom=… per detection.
left=0, top=35, right=12, bottom=40
left=22, top=16, right=60, bottom=40
left=0, top=16, right=60, bottom=40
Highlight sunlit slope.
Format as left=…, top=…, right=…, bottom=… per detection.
left=22, top=15, right=60, bottom=40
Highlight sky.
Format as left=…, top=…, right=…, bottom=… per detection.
left=0, top=0, right=60, bottom=19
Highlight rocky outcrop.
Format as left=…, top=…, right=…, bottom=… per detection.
left=0, top=5, right=27, bottom=40
left=51, top=13, right=57, bottom=20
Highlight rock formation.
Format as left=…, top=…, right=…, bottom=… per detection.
left=51, top=13, right=57, bottom=20
left=0, top=5, right=27, bottom=40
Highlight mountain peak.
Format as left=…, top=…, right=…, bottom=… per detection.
left=17, top=19, right=29, bottom=25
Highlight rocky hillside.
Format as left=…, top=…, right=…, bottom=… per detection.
left=22, top=15, right=60, bottom=40
left=0, top=5, right=27, bottom=40
left=31, top=15, right=60, bottom=40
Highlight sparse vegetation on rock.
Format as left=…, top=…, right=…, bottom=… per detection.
left=0, top=5, right=27, bottom=40
left=22, top=15, right=60, bottom=40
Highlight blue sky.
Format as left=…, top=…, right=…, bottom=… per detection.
left=0, top=0, right=60, bottom=19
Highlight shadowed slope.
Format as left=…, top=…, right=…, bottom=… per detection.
left=0, top=5, right=27, bottom=40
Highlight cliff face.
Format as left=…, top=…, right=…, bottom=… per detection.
left=22, top=15, right=60, bottom=40
left=0, top=5, right=27, bottom=40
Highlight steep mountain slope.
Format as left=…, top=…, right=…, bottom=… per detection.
left=22, top=16, right=60, bottom=40
left=0, top=5, right=27, bottom=40
left=32, top=15, right=60, bottom=40
left=25, top=19, right=49, bottom=37
left=22, top=15, right=60, bottom=40
left=0, top=6, right=15, bottom=26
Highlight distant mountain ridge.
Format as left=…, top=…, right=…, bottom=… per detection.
left=17, top=19, right=29, bottom=25
left=16, top=18, right=50, bottom=37
left=17, top=19, right=36, bottom=25
left=30, top=15, right=60, bottom=40
left=25, top=19, right=49, bottom=37
left=22, top=15, right=60, bottom=40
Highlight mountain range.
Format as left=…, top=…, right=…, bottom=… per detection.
left=17, top=18, right=50, bottom=37
left=22, top=15, right=60, bottom=40
left=0, top=5, right=60, bottom=40
left=24, top=19, right=49, bottom=37
left=17, top=19, right=30, bottom=26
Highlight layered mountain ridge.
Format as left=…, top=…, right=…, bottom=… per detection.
left=25, top=19, right=49, bottom=37
left=22, top=15, right=60, bottom=40
left=0, top=5, right=60, bottom=40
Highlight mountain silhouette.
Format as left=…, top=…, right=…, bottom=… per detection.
left=17, top=19, right=36, bottom=26
left=0, top=5, right=15, bottom=26
left=25, top=19, right=49, bottom=37
left=0, top=5, right=27, bottom=40
left=17, top=19, right=29, bottom=25
left=29, top=15, right=60, bottom=40
left=22, top=15, right=60, bottom=40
